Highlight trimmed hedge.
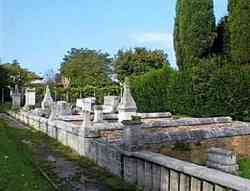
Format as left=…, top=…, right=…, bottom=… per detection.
left=130, top=60, right=250, bottom=121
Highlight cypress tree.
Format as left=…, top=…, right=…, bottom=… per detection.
left=174, top=0, right=216, bottom=70
left=228, top=0, right=250, bottom=64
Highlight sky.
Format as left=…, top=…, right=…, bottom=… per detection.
left=1, top=0, right=228, bottom=75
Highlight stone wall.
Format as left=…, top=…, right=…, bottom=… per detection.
left=8, top=111, right=250, bottom=191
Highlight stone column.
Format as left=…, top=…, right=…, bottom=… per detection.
left=81, top=111, right=91, bottom=128
left=122, top=121, right=144, bottom=152
left=79, top=111, right=100, bottom=158
left=207, top=147, right=239, bottom=175
left=93, top=105, right=103, bottom=123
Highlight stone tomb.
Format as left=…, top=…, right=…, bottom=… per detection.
left=76, top=97, right=96, bottom=112
left=207, top=147, right=239, bottom=175
left=24, top=88, right=36, bottom=107
left=102, top=96, right=120, bottom=113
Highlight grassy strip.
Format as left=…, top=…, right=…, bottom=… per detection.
left=0, top=103, right=11, bottom=113
left=0, top=117, right=140, bottom=191
left=0, top=120, right=54, bottom=191
left=239, top=159, right=250, bottom=179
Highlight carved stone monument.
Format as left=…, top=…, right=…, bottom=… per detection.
left=207, top=147, right=239, bottom=175
left=93, top=105, right=104, bottom=123
left=12, top=85, right=21, bottom=108
left=24, top=88, right=36, bottom=107
left=118, top=78, right=137, bottom=122
left=102, top=96, right=120, bottom=113
left=41, top=85, right=54, bottom=110
left=76, top=97, right=96, bottom=112
left=48, top=101, right=72, bottom=120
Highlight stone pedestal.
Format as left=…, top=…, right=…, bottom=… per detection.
left=207, top=147, right=239, bottom=175
left=122, top=121, right=144, bottom=152
left=12, top=93, right=21, bottom=108
left=24, top=88, right=36, bottom=108
left=81, top=111, right=92, bottom=128
left=103, top=96, right=120, bottom=113
left=94, top=105, right=103, bottom=123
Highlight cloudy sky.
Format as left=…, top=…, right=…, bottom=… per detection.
left=1, top=0, right=228, bottom=74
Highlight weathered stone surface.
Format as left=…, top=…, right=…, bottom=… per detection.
left=24, top=88, right=36, bottom=107
left=94, top=105, right=104, bottom=123
left=137, top=112, right=172, bottom=119
left=143, top=117, right=233, bottom=129
left=41, top=85, right=54, bottom=110
left=142, top=123, right=250, bottom=145
left=12, top=85, right=21, bottom=108
left=118, top=78, right=137, bottom=122
left=122, top=122, right=144, bottom=152
left=132, top=151, right=250, bottom=191
left=76, top=97, right=96, bottom=112
left=9, top=111, right=250, bottom=191
left=207, top=148, right=239, bottom=175
left=103, top=96, right=120, bottom=113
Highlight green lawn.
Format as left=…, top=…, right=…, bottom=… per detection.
left=0, top=120, right=54, bottom=191
left=0, top=103, right=11, bottom=113
left=0, top=117, right=140, bottom=191
left=239, top=159, right=250, bottom=179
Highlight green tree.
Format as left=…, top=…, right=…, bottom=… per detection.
left=174, top=0, right=216, bottom=70
left=60, top=48, right=113, bottom=88
left=211, top=17, right=230, bottom=55
left=228, top=0, right=250, bottom=64
left=2, top=60, right=38, bottom=88
left=113, top=47, right=169, bottom=82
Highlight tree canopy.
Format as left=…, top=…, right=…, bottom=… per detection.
left=1, top=60, right=38, bottom=88
left=113, top=47, right=169, bottom=82
left=228, top=0, right=250, bottom=64
left=174, top=0, right=216, bottom=70
left=60, top=48, right=113, bottom=88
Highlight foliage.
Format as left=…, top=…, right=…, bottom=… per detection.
left=211, top=16, right=230, bottom=55
left=113, top=47, right=169, bottom=82
left=228, top=0, right=250, bottom=64
left=170, top=59, right=250, bottom=120
left=0, top=103, right=12, bottom=113
left=130, top=64, right=176, bottom=112
left=1, top=60, right=39, bottom=88
left=239, top=158, right=250, bottom=180
left=60, top=48, right=113, bottom=88
left=130, top=58, right=250, bottom=121
left=174, top=0, right=216, bottom=70
left=0, top=65, right=9, bottom=89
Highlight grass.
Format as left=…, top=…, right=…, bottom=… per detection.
left=0, top=103, right=12, bottom=113
left=0, top=117, right=140, bottom=191
left=239, top=158, right=250, bottom=179
left=0, top=120, right=54, bottom=191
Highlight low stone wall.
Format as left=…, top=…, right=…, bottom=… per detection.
left=8, top=111, right=250, bottom=191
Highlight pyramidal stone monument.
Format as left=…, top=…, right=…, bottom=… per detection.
left=118, top=78, right=137, bottom=122
left=41, top=85, right=54, bottom=110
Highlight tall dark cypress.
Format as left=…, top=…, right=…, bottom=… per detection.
left=228, top=0, right=250, bottom=64
left=174, top=0, right=216, bottom=70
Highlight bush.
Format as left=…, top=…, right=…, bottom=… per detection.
left=130, top=64, right=176, bottom=112
left=130, top=59, right=250, bottom=121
